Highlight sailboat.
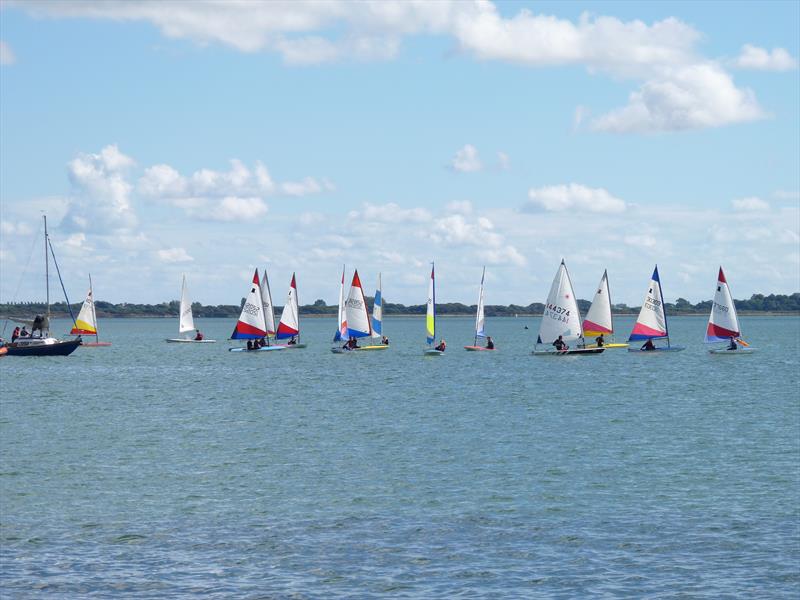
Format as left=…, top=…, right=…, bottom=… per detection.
left=464, top=266, right=495, bottom=351
left=424, top=263, right=444, bottom=355
left=166, top=274, right=216, bottom=343
left=627, top=265, right=685, bottom=352
left=275, top=273, right=306, bottom=349
left=71, top=274, right=111, bottom=346
left=582, top=270, right=627, bottom=349
left=359, top=272, right=389, bottom=351
left=229, top=269, right=285, bottom=352
left=532, top=260, right=604, bottom=356
left=706, top=267, right=755, bottom=354
left=4, top=215, right=81, bottom=356
left=332, top=269, right=385, bottom=353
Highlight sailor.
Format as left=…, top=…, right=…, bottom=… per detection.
left=486, top=336, right=494, bottom=350
left=641, top=339, right=655, bottom=351
left=435, top=339, right=446, bottom=352
left=11, top=326, right=20, bottom=342
left=727, top=337, right=738, bottom=351
left=194, top=329, right=204, bottom=341
left=381, top=336, right=389, bottom=345
left=553, top=335, right=567, bottom=351
left=596, top=334, right=605, bottom=347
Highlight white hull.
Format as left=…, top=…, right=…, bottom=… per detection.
left=709, top=347, right=756, bottom=354
left=166, top=338, right=217, bottom=343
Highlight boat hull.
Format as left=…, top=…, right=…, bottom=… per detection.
left=229, top=345, right=289, bottom=352
left=709, top=348, right=756, bottom=355
left=532, top=347, right=605, bottom=356
left=166, top=338, right=217, bottom=343
left=5, top=339, right=81, bottom=356
left=585, top=342, right=629, bottom=349
left=464, top=346, right=496, bottom=351
left=627, top=346, right=686, bottom=353
left=332, top=344, right=389, bottom=353
left=424, top=349, right=444, bottom=356
left=284, top=343, right=307, bottom=349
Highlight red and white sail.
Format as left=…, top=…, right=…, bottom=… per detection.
left=345, top=269, right=372, bottom=338
left=276, top=273, right=300, bottom=340
left=230, top=269, right=267, bottom=339
left=583, top=270, right=613, bottom=338
left=334, top=266, right=347, bottom=342
left=705, top=267, right=741, bottom=342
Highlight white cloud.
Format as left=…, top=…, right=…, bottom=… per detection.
left=281, top=177, right=333, bottom=196
left=624, top=234, right=658, bottom=248
left=157, top=247, right=193, bottom=263
left=774, top=190, right=800, bottom=201
left=451, top=144, right=482, bottom=172
left=0, top=220, right=32, bottom=235
left=0, top=41, right=15, bottom=65
left=732, top=196, right=769, bottom=211
left=525, top=183, right=626, bottom=213
left=349, top=202, right=431, bottom=223
left=446, top=200, right=473, bottom=215
left=734, top=44, right=797, bottom=71
left=62, top=144, right=137, bottom=232
left=138, top=164, right=187, bottom=198
left=14, top=2, right=772, bottom=133
left=208, top=196, right=268, bottom=222
left=591, top=63, right=765, bottom=133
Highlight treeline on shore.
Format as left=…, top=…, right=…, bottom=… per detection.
left=1, top=293, right=798, bottom=319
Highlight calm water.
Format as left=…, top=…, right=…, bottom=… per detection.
left=1, top=316, right=798, bottom=598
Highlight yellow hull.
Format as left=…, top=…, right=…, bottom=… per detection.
left=585, top=342, right=629, bottom=349
left=355, top=344, right=390, bottom=351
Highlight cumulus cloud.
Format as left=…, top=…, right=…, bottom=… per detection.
left=13, top=2, right=777, bottom=133
left=732, top=196, right=770, bottom=211
left=0, top=41, right=15, bottom=65
left=734, top=44, right=797, bottom=71
left=349, top=202, right=431, bottom=223
left=450, top=144, right=482, bottom=172
left=281, top=177, right=334, bottom=196
left=207, top=196, right=268, bottom=222
left=62, top=144, right=137, bottom=232
left=590, top=63, right=765, bottom=133
left=157, top=247, right=193, bottom=263
left=524, top=183, right=626, bottom=213
left=0, top=220, right=32, bottom=235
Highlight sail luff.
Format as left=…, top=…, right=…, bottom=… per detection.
left=335, top=265, right=347, bottom=342
left=426, top=263, right=435, bottom=345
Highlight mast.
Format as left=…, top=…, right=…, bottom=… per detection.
left=432, top=262, right=436, bottom=343
left=90, top=273, right=99, bottom=343
left=44, top=215, right=50, bottom=331
left=604, top=269, right=613, bottom=343
left=656, top=265, right=671, bottom=349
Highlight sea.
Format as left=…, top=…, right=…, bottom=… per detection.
left=1, top=315, right=798, bottom=598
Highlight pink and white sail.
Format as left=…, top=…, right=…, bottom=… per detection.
left=345, top=269, right=372, bottom=338
left=276, top=273, right=300, bottom=340
left=231, top=269, right=268, bottom=339
left=628, top=266, right=668, bottom=341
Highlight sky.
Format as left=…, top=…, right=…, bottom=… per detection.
left=0, top=0, right=798, bottom=307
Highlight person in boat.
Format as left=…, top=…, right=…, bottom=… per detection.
left=288, top=336, right=297, bottom=345
left=596, top=334, right=605, bottom=348
left=381, top=336, right=389, bottom=345
left=728, top=337, right=738, bottom=351
left=246, top=340, right=254, bottom=351
left=553, top=335, right=568, bottom=351
left=435, top=339, right=446, bottom=352
left=194, top=329, right=204, bottom=341
left=11, top=326, right=20, bottom=342
left=486, top=336, right=494, bottom=350
left=20, top=326, right=29, bottom=338
left=347, top=336, right=359, bottom=350
left=641, top=339, right=656, bottom=351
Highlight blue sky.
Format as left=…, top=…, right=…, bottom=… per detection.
left=1, top=1, right=798, bottom=306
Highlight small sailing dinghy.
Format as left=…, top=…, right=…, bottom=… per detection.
left=706, top=267, right=755, bottom=355
left=4, top=215, right=81, bottom=356
left=627, top=265, right=684, bottom=352
left=229, top=269, right=286, bottom=352
left=332, top=269, right=385, bottom=353
left=464, top=266, right=495, bottom=351
left=424, top=263, right=445, bottom=356
left=166, top=274, right=216, bottom=343
left=275, top=273, right=306, bottom=349
left=71, top=274, right=111, bottom=347
left=533, top=260, right=604, bottom=356
left=582, top=269, right=627, bottom=349
left=360, top=273, right=389, bottom=350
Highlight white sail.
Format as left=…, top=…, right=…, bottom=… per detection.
left=583, top=270, right=613, bottom=338
left=371, top=273, right=383, bottom=338
left=537, top=260, right=583, bottom=345
left=345, top=269, right=372, bottom=338
left=276, top=274, right=300, bottom=339
left=179, top=274, right=195, bottom=333
left=475, top=266, right=486, bottom=338
left=260, top=270, right=276, bottom=336
left=629, top=266, right=668, bottom=340
left=71, top=281, right=97, bottom=335
left=335, top=266, right=347, bottom=342
left=706, top=267, right=741, bottom=342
